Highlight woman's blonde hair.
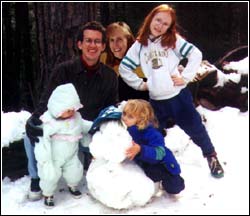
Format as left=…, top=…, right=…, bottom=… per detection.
left=123, top=99, right=158, bottom=130
left=137, top=4, right=177, bottom=48
left=106, top=22, right=135, bottom=67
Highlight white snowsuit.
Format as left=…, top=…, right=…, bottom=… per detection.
left=34, top=83, right=92, bottom=196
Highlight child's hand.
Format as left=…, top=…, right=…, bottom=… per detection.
left=171, top=75, right=186, bottom=86
left=126, top=141, right=141, bottom=160
left=139, top=81, right=148, bottom=91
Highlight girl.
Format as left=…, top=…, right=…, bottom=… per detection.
left=34, top=83, right=92, bottom=207
left=122, top=99, right=185, bottom=195
left=119, top=4, right=224, bottom=178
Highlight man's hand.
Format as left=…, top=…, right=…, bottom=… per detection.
left=126, top=141, right=141, bottom=160
left=25, top=115, right=43, bottom=146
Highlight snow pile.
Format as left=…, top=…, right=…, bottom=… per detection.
left=86, top=120, right=156, bottom=209
left=1, top=110, right=31, bottom=147
left=191, top=58, right=248, bottom=87
left=215, top=69, right=242, bottom=87
left=222, top=56, right=249, bottom=74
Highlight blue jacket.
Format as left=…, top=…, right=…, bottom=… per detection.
left=127, top=125, right=181, bottom=175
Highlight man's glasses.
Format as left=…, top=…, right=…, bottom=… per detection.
left=83, top=38, right=102, bottom=46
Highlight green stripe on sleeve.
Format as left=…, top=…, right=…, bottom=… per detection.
left=121, top=61, right=136, bottom=70
left=155, top=146, right=166, bottom=160
left=124, top=56, right=138, bottom=67
left=179, top=42, right=187, bottom=56
left=183, top=45, right=193, bottom=58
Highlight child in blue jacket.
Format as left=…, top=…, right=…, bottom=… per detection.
left=122, top=99, right=185, bottom=194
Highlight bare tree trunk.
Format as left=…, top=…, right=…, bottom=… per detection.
left=15, top=3, right=34, bottom=111
left=3, top=2, right=34, bottom=111
left=34, top=2, right=100, bottom=105
left=2, top=3, right=18, bottom=111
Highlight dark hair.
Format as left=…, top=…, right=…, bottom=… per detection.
left=77, top=21, right=106, bottom=44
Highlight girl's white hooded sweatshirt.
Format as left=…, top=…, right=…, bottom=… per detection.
left=119, top=35, right=202, bottom=100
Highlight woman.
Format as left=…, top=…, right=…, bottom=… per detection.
left=101, top=21, right=148, bottom=101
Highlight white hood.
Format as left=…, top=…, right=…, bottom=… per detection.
left=47, top=83, right=83, bottom=118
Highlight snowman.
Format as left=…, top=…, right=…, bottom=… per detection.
left=86, top=103, right=159, bottom=209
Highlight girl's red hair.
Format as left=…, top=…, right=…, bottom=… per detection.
left=137, top=4, right=177, bottom=48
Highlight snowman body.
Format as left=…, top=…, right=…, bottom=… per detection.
left=86, top=120, right=156, bottom=209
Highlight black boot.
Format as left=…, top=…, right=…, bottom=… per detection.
left=44, top=196, right=54, bottom=208
left=207, top=156, right=224, bottom=178
left=28, top=178, right=42, bottom=201
left=68, top=186, right=82, bottom=199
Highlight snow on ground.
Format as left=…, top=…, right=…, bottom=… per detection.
left=1, top=107, right=249, bottom=215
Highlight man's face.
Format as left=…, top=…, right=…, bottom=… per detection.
left=78, top=29, right=106, bottom=66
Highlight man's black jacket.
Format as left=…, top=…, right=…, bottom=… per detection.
left=34, top=56, right=119, bottom=121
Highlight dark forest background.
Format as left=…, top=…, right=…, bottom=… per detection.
left=2, top=2, right=248, bottom=113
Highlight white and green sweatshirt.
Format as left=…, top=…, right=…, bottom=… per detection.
left=119, top=35, right=202, bottom=100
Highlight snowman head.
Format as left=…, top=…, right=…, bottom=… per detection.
left=89, top=120, right=132, bottom=163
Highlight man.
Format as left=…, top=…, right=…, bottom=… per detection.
left=25, top=21, right=118, bottom=201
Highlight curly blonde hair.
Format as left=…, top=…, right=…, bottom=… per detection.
left=123, top=99, right=158, bottom=130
